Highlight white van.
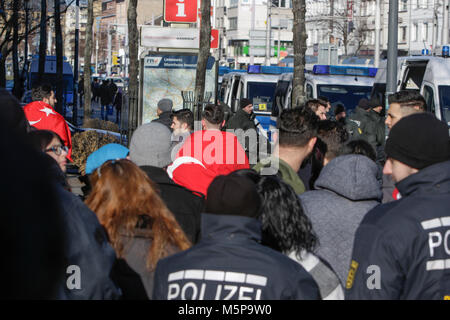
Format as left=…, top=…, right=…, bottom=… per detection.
left=273, top=65, right=376, bottom=117
left=221, top=66, right=293, bottom=139
left=371, top=56, right=450, bottom=127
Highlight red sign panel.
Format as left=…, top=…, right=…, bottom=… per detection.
left=210, top=29, right=219, bottom=49
left=164, top=0, right=198, bottom=23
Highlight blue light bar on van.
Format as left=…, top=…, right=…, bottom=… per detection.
left=219, top=66, right=230, bottom=76
left=313, top=65, right=377, bottom=77
left=248, top=65, right=295, bottom=74
left=312, top=65, right=330, bottom=74
left=248, top=65, right=262, bottom=73
left=231, top=69, right=247, bottom=73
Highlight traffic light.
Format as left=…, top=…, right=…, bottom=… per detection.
left=117, top=56, right=122, bottom=65
left=112, top=54, right=119, bottom=66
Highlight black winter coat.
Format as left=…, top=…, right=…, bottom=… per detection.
left=346, top=160, right=450, bottom=299
left=140, top=166, right=204, bottom=243
left=152, top=214, right=320, bottom=300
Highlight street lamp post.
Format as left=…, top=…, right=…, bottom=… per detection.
left=265, top=0, right=272, bottom=66
left=386, top=0, right=398, bottom=110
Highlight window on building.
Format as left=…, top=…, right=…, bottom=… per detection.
left=400, top=0, right=408, bottom=11
left=230, top=0, right=239, bottom=8
left=422, top=22, right=428, bottom=41
left=419, top=0, right=428, bottom=9
left=400, top=26, right=407, bottom=42
left=412, top=23, right=418, bottom=41
left=229, top=18, right=238, bottom=30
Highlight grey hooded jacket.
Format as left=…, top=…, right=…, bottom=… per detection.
left=299, top=154, right=382, bottom=284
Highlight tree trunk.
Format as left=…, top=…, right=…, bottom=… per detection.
left=194, top=0, right=211, bottom=121
left=127, top=0, right=139, bottom=140
left=12, top=0, right=22, bottom=99
left=54, top=0, right=64, bottom=115
left=83, top=0, right=94, bottom=124
left=38, top=0, right=47, bottom=83
left=291, top=0, right=307, bottom=108
left=0, top=49, right=8, bottom=88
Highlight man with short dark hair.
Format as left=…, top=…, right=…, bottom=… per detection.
left=305, top=99, right=327, bottom=120
left=385, top=90, right=426, bottom=129
left=346, top=113, right=450, bottom=299
left=152, top=174, right=320, bottom=300
left=253, top=107, right=319, bottom=194
left=23, top=83, right=73, bottom=160
left=168, top=104, right=249, bottom=196
left=170, top=109, right=195, bottom=158
left=170, top=108, right=194, bottom=134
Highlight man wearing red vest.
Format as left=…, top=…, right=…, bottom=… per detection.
left=167, top=104, right=250, bottom=197
left=23, top=84, right=73, bottom=160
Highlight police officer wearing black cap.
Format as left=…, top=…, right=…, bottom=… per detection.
left=224, top=98, right=259, bottom=162
left=152, top=174, right=320, bottom=300
left=346, top=113, right=450, bottom=299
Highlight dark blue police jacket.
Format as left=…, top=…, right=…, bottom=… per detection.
left=346, top=160, right=450, bottom=300
left=152, top=213, right=320, bottom=300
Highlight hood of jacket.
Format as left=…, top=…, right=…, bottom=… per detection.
left=200, top=213, right=262, bottom=243
left=313, top=154, right=382, bottom=201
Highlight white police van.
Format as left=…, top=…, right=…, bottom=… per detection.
left=273, top=65, right=377, bottom=117
left=371, top=53, right=450, bottom=127
left=221, top=65, right=293, bottom=135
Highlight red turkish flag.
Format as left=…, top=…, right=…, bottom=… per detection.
left=23, top=101, right=73, bottom=161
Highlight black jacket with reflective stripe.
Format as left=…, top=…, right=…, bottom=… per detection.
left=345, top=160, right=450, bottom=300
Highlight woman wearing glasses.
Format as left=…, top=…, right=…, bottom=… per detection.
left=28, top=130, right=69, bottom=173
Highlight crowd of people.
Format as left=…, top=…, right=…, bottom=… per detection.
left=2, top=84, right=450, bottom=300
left=91, top=78, right=122, bottom=123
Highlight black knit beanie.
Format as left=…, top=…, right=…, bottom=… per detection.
left=358, top=98, right=371, bottom=110
left=240, top=98, right=252, bottom=109
left=385, top=113, right=450, bottom=169
left=206, top=175, right=261, bottom=218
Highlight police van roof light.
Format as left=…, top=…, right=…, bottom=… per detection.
left=443, top=46, right=449, bottom=58
left=313, top=65, right=377, bottom=77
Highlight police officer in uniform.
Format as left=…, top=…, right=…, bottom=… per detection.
left=345, top=113, right=450, bottom=299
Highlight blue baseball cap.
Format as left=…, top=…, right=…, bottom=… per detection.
left=85, top=143, right=129, bottom=174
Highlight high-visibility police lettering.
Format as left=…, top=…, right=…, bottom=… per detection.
left=428, top=231, right=442, bottom=257
left=167, top=282, right=263, bottom=300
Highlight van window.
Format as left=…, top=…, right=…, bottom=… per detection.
left=400, top=65, right=426, bottom=90
left=273, top=80, right=290, bottom=116
left=317, top=84, right=372, bottom=114
left=423, top=85, right=436, bottom=114
left=438, top=85, right=450, bottom=125
left=247, top=81, right=276, bottom=113
left=230, top=76, right=241, bottom=112
left=306, top=83, right=313, bottom=99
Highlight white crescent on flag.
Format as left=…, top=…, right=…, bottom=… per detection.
left=29, top=118, right=42, bottom=126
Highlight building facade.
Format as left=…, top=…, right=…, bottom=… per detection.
left=214, top=0, right=450, bottom=68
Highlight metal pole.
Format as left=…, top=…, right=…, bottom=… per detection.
left=72, top=0, right=79, bottom=125
left=24, top=0, right=29, bottom=73
left=265, top=1, right=271, bottom=66
left=375, top=0, right=381, bottom=67
left=386, top=0, right=398, bottom=109
left=408, top=0, right=412, bottom=55
left=432, top=0, right=437, bottom=55
left=250, top=0, right=255, bottom=65
left=444, top=0, right=449, bottom=45
left=108, top=24, right=112, bottom=77
left=277, top=24, right=281, bottom=65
